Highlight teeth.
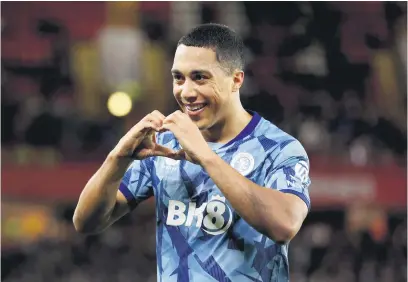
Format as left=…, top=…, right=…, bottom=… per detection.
left=187, top=104, right=206, bottom=111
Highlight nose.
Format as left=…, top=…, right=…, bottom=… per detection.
left=180, top=80, right=198, bottom=103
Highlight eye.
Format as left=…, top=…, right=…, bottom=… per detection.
left=192, top=73, right=206, bottom=81
left=173, top=73, right=184, bottom=82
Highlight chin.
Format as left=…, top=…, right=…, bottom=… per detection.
left=193, top=119, right=207, bottom=130
left=191, top=117, right=211, bottom=131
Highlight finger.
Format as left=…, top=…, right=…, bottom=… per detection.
left=149, top=112, right=167, bottom=133
left=131, top=114, right=161, bottom=132
left=172, top=110, right=186, bottom=121
left=126, top=115, right=164, bottom=141
left=174, top=149, right=186, bottom=159
left=173, top=149, right=193, bottom=162
left=164, top=111, right=190, bottom=125
left=158, top=127, right=169, bottom=133
left=163, top=114, right=173, bottom=124
left=148, top=114, right=164, bottom=127
left=150, top=110, right=166, bottom=120
left=163, top=111, right=181, bottom=123
left=125, top=122, right=147, bottom=138
left=141, top=112, right=163, bottom=125
left=162, top=118, right=171, bottom=125
left=160, top=123, right=180, bottom=142
left=138, top=120, right=162, bottom=133
left=161, top=123, right=177, bottom=133
left=152, top=144, right=180, bottom=158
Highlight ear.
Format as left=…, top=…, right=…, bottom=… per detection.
left=232, top=70, right=244, bottom=93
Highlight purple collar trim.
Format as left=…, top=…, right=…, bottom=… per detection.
left=220, top=111, right=261, bottom=148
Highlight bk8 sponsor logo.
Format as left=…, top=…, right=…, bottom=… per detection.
left=166, top=195, right=233, bottom=235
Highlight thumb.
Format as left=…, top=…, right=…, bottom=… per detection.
left=151, top=144, right=181, bottom=159
left=173, top=149, right=194, bottom=163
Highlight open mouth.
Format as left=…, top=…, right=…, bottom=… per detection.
left=185, top=103, right=207, bottom=115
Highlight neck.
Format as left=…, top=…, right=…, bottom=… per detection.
left=201, top=99, right=252, bottom=144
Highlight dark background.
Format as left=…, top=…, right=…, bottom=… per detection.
left=1, top=2, right=406, bottom=282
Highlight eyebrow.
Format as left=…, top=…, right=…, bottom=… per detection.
left=171, top=69, right=211, bottom=75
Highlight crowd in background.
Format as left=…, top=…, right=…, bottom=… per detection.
left=1, top=2, right=407, bottom=282
left=2, top=207, right=406, bottom=282
left=240, top=2, right=407, bottom=167
left=1, top=1, right=406, bottom=166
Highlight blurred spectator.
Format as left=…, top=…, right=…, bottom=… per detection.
left=2, top=208, right=405, bottom=282
left=97, top=25, right=144, bottom=92
left=1, top=2, right=406, bottom=282
left=1, top=1, right=406, bottom=165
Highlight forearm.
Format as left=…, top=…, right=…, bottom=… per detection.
left=73, top=153, right=132, bottom=233
left=201, top=153, right=299, bottom=242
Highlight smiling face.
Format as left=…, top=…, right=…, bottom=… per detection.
left=171, top=45, right=242, bottom=130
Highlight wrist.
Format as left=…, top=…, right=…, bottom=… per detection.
left=106, top=150, right=133, bottom=167
left=101, top=152, right=133, bottom=182
left=198, top=149, right=219, bottom=168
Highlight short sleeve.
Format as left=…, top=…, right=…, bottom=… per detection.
left=264, top=141, right=311, bottom=210
left=119, top=159, right=154, bottom=210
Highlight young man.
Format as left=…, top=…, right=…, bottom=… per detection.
left=73, top=23, right=311, bottom=282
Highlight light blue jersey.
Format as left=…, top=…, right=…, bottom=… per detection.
left=119, top=112, right=311, bottom=282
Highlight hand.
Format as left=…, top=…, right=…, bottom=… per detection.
left=161, top=111, right=213, bottom=164
left=111, top=110, right=179, bottom=160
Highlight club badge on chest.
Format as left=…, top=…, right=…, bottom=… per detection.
left=230, top=152, right=255, bottom=176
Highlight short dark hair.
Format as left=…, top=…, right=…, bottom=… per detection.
left=177, top=23, right=245, bottom=74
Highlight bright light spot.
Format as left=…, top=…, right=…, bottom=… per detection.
left=107, top=92, right=132, bottom=117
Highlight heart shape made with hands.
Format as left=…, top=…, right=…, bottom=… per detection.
left=131, top=125, right=185, bottom=161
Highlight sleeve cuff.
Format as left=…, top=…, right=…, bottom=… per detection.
left=280, top=189, right=311, bottom=211
left=119, top=183, right=138, bottom=210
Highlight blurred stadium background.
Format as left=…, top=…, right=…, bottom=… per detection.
left=1, top=2, right=407, bottom=282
